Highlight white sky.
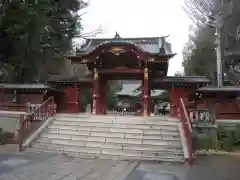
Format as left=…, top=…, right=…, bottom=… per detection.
left=80, top=0, right=191, bottom=75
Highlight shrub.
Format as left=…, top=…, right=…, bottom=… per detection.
left=0, top=129, right=14, bottom=145
left=217, top=126, right=235, bottom=151
left=193, top=124, right=240, bottom=152
left=192, top=127, right=218, bottom=150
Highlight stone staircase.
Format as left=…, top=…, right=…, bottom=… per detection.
left=27, top=114, right=185, bottom=162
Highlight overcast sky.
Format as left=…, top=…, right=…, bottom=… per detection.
left=81, top=0, right=191, bottom=75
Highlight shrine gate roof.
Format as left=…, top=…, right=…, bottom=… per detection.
left=77, top=36, right=172, bottom=55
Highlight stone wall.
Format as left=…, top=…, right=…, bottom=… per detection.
left=0, top=112, right=24, bottom=133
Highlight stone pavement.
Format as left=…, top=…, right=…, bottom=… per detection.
left=136, top=155, right=240, bottom=180
left=0, top=152, right=138, bottom=180
left=0, top=144, right=17, bottom=154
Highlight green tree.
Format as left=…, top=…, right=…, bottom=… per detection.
left=182, top=0, right=220, bottom=82
left=108, top=88, right=117, bottom=109
left=183, top=26, right=216, bottom=78
left=0, top=0, right=86, bottom=83
left=183, top=0, right=240, bottom=84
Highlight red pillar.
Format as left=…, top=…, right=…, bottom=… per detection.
left=143, top=67, right=150, bottom=116
left=92, top=68, right=100, bottom=115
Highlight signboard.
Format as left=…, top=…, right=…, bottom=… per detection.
left=196, top=109, right=215, bottom=126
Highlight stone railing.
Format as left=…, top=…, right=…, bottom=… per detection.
left=17, top=97, right=56, bottom=151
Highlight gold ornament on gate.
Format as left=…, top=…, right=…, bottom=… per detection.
left=94, top=72, right=98, bottom=80
left=144, top=67, right=148, bottom=79
left=110, top=46, right=123, bottom=55
left=148, top=58, right=154, bottom=62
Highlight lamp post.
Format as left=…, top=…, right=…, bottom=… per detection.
left=206, top=0, right=232, bottom=87
left=215, top=26, right=223, bottom=87
left=206, top=13, right=224, bottom=87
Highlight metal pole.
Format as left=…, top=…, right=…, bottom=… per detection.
left=216, top=27, right=223, bottom=87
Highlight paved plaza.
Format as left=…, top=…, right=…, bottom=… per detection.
left=1, top=152, right=240, bottom=180
left=0, top=152, right=138, bottom=180
left=131, top=155, right=240, bottom=180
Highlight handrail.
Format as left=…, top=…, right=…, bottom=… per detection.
left=31, top=96, right=54, bottom=116
left=180, top=98, right=192, bottom=132
left=179, top=97, right=193, bottom=164
left=17, top=96, right=56, bottom=152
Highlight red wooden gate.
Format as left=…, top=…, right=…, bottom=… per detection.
left=64, top=88, right=79, bottom=113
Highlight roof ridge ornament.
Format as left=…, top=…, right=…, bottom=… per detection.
left=159, top=35, right=169, bottom=54
left=114, top=32, right=121, bottom=39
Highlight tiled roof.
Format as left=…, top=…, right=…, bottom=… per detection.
left=153, top=76, right=211, bottom=83
left=225, top=46, right=240, bottom=56
left=0, top=84, right=50, bottom=89
left=197, top=86, right=240, bottom=92
left=150, top=90, right=165, bottom=97
left=47, top=75, right=92, bottom=83
left=77, top=36, right=172, bottom=55
left=116, top=81, right=141, bottom=96
left=115, top=80, right=164, bottom=97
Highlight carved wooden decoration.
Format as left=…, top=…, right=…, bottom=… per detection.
left=144, top=67, right=148, bottom=80
left=110, top=46, right=124, bottom=55
left=148, top=58, right=154, bottom=62
left=94, top=68, right=98, bottom=80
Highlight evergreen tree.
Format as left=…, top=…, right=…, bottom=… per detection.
left=0, top=0, right=87, bottom=82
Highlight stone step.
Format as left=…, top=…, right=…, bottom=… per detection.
left=27, top=114, right=185, bottom=162
left=36, top=137, right=182, bottom=151
left=55, top=113, right=179, bottom=120
left=53, top=120, right=179, bottom=130
left=44, top=130, right=181, bottom=141
left=40, top=133, right=181, bottom=146
left=50, top=122, right=178, bottom=133
left=29, top=146, right=184, bottom=162
left=54, top=114, right=179, bottom=126
left=49, top=125, right=178, bottom=136
left=47, top=127, right=179, bottom=137
left=31, top=142, right=184, bottom=161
